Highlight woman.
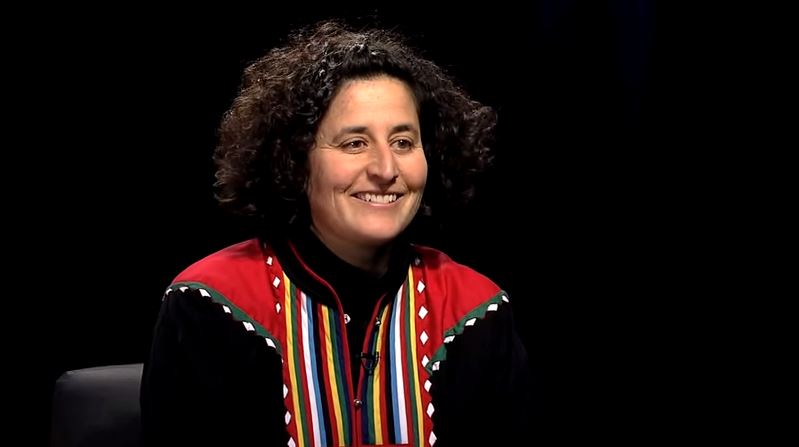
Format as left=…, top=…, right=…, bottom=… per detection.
left=141, top=20, right=530, bottom=446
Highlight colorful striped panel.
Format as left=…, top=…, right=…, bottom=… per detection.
left=283, top=274, right=353, bottom=446
left=360, top=268, right=427, bottom=445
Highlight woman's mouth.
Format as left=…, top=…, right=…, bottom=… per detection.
left=353, top=192, right=403, bottom=204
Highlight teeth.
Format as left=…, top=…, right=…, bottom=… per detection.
left=357, top=193, right=398, bottom=204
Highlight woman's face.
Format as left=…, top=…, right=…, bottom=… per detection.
left=308, top=75, right=427, bottom=250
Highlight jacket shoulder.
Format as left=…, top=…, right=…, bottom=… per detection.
left=413, top=244, right=502, bottom=316
left=170, top=239, right=275, bottom=324
left=173, top=239, right=265, bottom=285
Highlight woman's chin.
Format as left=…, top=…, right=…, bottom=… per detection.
left=351, top=225, right=405, bottom=247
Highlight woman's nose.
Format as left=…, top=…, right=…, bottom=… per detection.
left=366, top=144, right=399, bottom=182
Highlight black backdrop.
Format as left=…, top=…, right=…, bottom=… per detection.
left=19, top=1, right=751, bottom=444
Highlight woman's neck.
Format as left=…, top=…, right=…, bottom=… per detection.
left=309, top=225, right=392, bottom=276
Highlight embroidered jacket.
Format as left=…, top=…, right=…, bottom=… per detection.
left=141, top=238, right=530, bottom=446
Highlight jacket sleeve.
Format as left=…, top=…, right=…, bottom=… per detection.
left=140, top=287, right=288, bottom=446
left=429, top=299, right=533, bottom=445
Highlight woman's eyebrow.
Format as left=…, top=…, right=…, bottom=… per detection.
left=333, top=123, right=418, bottom=140
left=335, top=125, right=369, bottom=138
left=390, top=124, right=419, bottom=135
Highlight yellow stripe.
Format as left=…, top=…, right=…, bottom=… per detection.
left=372, top=305, right=390, bottom=444
left=407, top=268, right=424, bottom=447
left=284, top=275, right=305, bottom=447
left=321, top=306, right=346, bottom=445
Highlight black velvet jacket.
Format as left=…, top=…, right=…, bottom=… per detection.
left=141, top=228, right=530, bottom=446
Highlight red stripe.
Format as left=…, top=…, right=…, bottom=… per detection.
left=413, top=267, right=434, bottom=445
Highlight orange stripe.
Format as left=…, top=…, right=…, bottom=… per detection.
left=371, top=304, right=391, bottom=444
left=283, top=275, right=305, bottom=447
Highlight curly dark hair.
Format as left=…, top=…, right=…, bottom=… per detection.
left=214, top=19, right=496, bottom=233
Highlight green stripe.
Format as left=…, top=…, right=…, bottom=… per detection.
left=403, top=280, right=422, bottom=447
left=428, top=290, right=509, bottom=374
left=327, top=308, right=350, bottom=445
left=170, top=282, right=282, bottom=355
left=289, top=283, right=311, bottom=446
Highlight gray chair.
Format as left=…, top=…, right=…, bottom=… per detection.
left=51, top=363, right=143, bottom=447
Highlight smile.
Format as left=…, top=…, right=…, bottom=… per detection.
left=353, top=192, right=403, bottom=204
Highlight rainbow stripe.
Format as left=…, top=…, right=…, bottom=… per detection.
left=283, top=273, right=353, bottom=446
left=282, top=268, right=427, bottom=446
left=360, top=269, right=426, bottom=445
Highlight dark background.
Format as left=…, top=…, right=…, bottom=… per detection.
left=12, top=1, right=774, bottom=444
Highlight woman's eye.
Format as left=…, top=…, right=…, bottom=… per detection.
left=394, top=139, right=414, bottom=150
left=342, top=140, right=366, bottom=151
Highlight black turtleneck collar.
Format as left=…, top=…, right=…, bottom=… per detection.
left=267, top=224, right=413, bottom=380
left=284, top=224, right=411, bottom=311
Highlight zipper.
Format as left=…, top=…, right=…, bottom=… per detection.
left=355, top=292, right=391, bottom=445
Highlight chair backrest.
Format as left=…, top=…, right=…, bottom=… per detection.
left=51, top=363, right=143, bottom=447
